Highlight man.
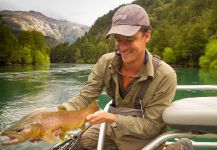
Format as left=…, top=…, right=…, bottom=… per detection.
left=58, top=4, right=177, bottom=150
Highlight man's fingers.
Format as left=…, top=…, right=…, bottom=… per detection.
left=86, top=111, right=116, bottom=124
left=86, top=110, right=105, bottom=120
left=88, top=117, right=105, bottom=124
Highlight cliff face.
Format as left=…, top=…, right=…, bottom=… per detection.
left=0, top=10, right=90, bottom=43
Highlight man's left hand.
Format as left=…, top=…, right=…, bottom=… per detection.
left=86, top=110, right=116, bottom=125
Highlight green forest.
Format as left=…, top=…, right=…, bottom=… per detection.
left=51, top=0, right=217, bottom=69
left=1, top=0, right=217, bottom=69
left=0, top=24, right=50, bottom=65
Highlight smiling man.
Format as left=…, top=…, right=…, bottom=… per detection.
left=59, top=4, right=177, bottom=150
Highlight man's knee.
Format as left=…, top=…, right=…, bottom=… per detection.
left=78, top=125, right=117, bottom=150
left=79, top=135, right=98, bottom=150
left=78, top=125, right=100, bottom=150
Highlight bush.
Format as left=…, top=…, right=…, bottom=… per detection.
left=199, top=39, right=217, bottom=69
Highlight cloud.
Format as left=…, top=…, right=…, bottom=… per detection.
left=0, top=0, right=134, bottom=25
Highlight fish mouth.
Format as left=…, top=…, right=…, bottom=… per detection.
left=0, top=136, right=21, bottom=145
left=0, top=133, right=25, bottom=145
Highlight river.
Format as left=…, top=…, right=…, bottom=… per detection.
left=0, top=64, right=216, bottom=150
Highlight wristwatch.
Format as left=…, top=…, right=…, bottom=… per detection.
left=111, top=121, right=117, bottom=128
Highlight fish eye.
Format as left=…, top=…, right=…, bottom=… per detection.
left=16, top=128, right=24, bottom=132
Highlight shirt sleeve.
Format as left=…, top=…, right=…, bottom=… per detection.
left=58, top=57, right=106, bottom=111
left=112, top=72, right=177, bottom=138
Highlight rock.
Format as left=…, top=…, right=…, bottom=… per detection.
left=0, top=10, right=90, bottom=43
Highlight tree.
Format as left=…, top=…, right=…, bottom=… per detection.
left=199, top=39, right=217, bottom=69
left=18, top=30, right=50, bottom=65
left=208, top=0, right=217, bottom=37
left=0, top=24, right=19, bottom=64
left=74, top=48, right=84, bottom=63
left=96, top=40, right=109, bottom=58
left=163, top=47, right=176, bottom=64
left=21, top=46, right=32, bottom=64
left=183, top=24, right=208, bottom=66
left=47, top=0, right=215, bottom=66
left=32, top=50, right=49, bottom=65
left=50, top=42, right=69, bottom=63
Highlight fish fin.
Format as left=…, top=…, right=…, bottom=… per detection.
left=42, top=131, right=56, bottom=144
left=66, top=133, right=75, bottom=140
left=59, top=131, right=66, bottom=141
left=80, top=123, right=86, bottom=131
left=59, top=131, right=74, bottom=141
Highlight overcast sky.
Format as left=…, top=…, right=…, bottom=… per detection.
left=0, top=0, right=134, bottom=26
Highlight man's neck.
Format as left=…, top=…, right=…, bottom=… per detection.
left=121, top=54, right=145, bottom=75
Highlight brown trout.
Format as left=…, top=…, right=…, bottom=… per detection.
left=0, top=100, right=98, bottom=145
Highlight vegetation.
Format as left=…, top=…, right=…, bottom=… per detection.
left=49, top=0, right=216, bottom=69
left=199, top=39, right=217, bottom=69
left=0, top=24, right=50, bottom=65
left=1, top=0, right=217, bottom=69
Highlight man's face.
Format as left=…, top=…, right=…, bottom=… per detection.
left=114, top=31, right=150, bottom=65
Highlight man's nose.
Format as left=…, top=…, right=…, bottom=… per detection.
left=117, top=41, right=128, bottom=51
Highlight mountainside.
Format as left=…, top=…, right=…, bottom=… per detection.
left=58, top=0, right=216, bottom=68
left=0, top=10, right=90, bottom=43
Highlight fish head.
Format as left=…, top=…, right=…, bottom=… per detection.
left=1, top=123, right=42, bottom=145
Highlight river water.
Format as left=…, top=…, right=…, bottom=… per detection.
left=0, top=64, right=216, bottom=150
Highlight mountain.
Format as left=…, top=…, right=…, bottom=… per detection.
left=0, top=10, right=90, bottom=43
left=58, top=0, right=216, bottom=68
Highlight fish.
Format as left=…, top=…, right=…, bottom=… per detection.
left=0, top=100, right=99, bottom=145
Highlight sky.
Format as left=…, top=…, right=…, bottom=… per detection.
left=0, top=0, right=134, bottom=26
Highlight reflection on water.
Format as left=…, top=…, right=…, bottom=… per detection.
left=176, top=68, right=217, bottom=85
left=0, top=64, right=93, bottom=150
left=175, top=68, right=217, bottom=100
left=0, top=65, right=216, bottom=150
left=199, top=68, right=217, bottom=85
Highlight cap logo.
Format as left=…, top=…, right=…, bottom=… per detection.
left=121, top=15, right=127, bottom=20
left=115, top=14, right=127, bottom=21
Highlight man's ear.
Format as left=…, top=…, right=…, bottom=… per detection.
left=143, top=31, right=151, bottom=43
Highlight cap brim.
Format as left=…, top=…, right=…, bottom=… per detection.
left=106, top=25, right=141, bottom=38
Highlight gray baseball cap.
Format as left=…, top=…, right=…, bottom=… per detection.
left=106, top=4, right=150, bottom=38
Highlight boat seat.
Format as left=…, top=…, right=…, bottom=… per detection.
left=162, top=97, right=217, bottom=134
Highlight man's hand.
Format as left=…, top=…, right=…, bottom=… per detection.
left=86, top=110, right=117, bottom=125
